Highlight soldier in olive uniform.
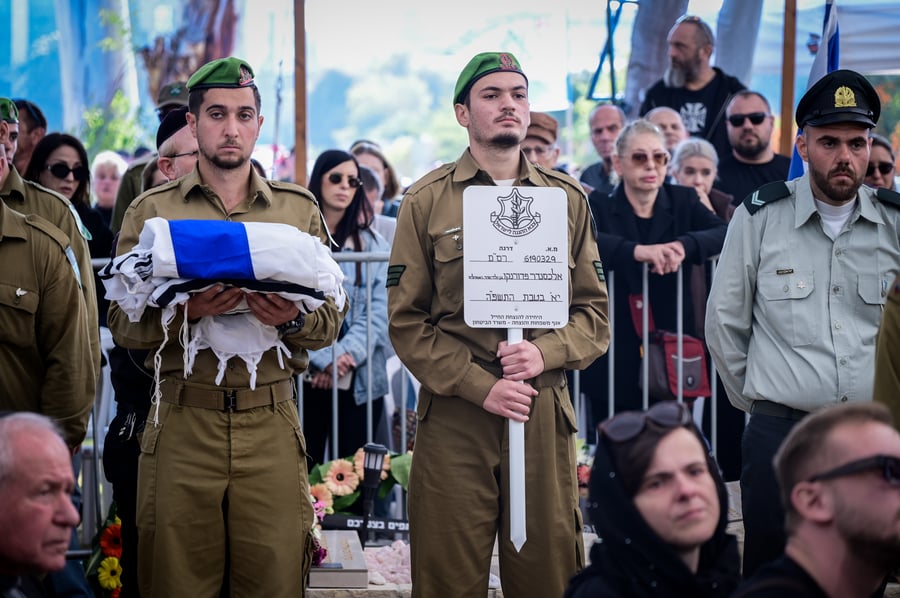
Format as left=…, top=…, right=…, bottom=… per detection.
left=0, top=144, right=95, bottom=448
left=387, top=52, right=610, bottom=598
left=875, top=276, right=900, bottom=426
left=0, top=98, right=100, bottom=380
left=108, top=58, right=346, bottom=598
left=706, top=69, right=900, bottom=577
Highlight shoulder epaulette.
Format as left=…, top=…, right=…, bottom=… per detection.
left=404, top=163, right=455, bottom=195
left=743, top=181, right=791, bottom=215
left=539, top=167, right=586, bottom=197
left=24, top=213, right=70, bottom=250
left=23, top=180, right=92, bottom=240
left=875, top=186, right=900, bottom=209
left=268, top=179, right=317, bottom=203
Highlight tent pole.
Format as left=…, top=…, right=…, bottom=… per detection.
left=779, top=0, right=797, bottom=154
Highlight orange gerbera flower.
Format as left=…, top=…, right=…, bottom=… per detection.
left=324, top=459, right=359, bottom=496
left=100, top=524, right=123, bottom=559
left=309, top=483, right=334, bottom=509
left=353, top=448, right=391, bottom=481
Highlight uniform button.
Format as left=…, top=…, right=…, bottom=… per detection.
left=839, top=358, right=847, bottom=366
left=835, top=322, right=842, bottom=329
left=783, top=285, right=789, bottom=293
left=833, top=286, right=840, bottom=293
left=835, top=248, right=843, bottom=256
left=841, top=396, right=848, bottom=402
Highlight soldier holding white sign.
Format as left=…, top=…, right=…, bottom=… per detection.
left=386, top=52, right=609, bottom=598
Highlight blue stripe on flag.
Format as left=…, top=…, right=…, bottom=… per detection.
left=168, top=220, right=256, bottom=281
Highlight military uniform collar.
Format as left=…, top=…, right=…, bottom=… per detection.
left=0, top=198, right=27, bottom=241
left=451, top=148, right=533, bottom=185
left=793, top=171, right=884, bottom=227
left=0, top=167, right=27, bottom=203
left=178, top=162, right=272, bottom=208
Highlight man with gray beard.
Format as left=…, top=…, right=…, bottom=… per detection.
left=735, top=401, right=900, bottom=596
left=639, top=14, right=745, bottom=159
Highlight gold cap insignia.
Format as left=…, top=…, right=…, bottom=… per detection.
left=834, top=86, right=857, bottom=108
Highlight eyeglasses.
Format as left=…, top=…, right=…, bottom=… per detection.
left=522, top=145, right=552, bottom=157
left=727, top=112, right=768, bottom=127
left=628, top=151, right=669, bottom=168
left=46, top=162, right=89, bottom=182
left=867, top=161, right=895, bottom=177
left=167, top=150, right=199, bottom=159
left=808, top=454, right=900, bottom=486
left=599, top=401, right=692, bottom=443
left=327, top=172, right=362, bottom=188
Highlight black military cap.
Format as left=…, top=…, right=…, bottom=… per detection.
left=795, top=69, right=880, bottom=129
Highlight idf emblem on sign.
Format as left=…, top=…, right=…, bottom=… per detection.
left=490, top=188, right=541, bottom=237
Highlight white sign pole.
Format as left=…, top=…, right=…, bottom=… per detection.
left=507, top=327, right=526, bottom=552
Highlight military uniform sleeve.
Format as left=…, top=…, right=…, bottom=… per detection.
left=31, top=219, right=96, bottom=447
left=704, top=204, right=759, bottom=412
left=530, top=191, right=610, bottom=371
left=874, top=277, right=900, bottom=429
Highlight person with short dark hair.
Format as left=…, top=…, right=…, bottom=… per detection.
left=706, top=69, right=900, bottom=577
left=11, top=99, right=46, bottom=174
left=565, top=401, right=740, bottom=597
left=581, top=103, right=626, bottom=195
left=735, top=401, right=900, bottom=596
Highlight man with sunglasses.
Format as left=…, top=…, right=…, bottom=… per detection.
left=639, top=14, right=746, bottom=160
left=108, top=57, right=346, bottom=598
left=735, top=401, right=900, bottom=596
left=387, top=52, right=609, bottom=598
left=706, top=69, right=900, bottom=578
left=714, top=90, right=791, bottom=204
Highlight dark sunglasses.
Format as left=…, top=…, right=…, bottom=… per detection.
left=727, top=112, right=767, bottom=127
left=47, top=162, right=89, bottom=182
left=867, top=161, right=895, bottom=177
left=808, top=454, right=900, bottom=486
left=629, top=151, right=669, bottom=167
left=327, top=172, right=361, bottom=188
left=599, top=400, right=692, bottom=443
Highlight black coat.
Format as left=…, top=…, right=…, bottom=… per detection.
left=564, top=430, right=740, bottom=598
left=583, top=183, right=727, bottom=412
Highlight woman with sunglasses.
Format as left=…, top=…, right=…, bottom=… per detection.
left=302, top=149, right=390, bottom=467
left=865, top=134, right=898, bottom=192
left=583, top=120, right=726, bottom=418
left=25, top=132, right=115, bottom=323
left=565, top=401, right=740, bottom=597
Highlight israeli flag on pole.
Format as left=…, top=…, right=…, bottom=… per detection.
left=788, top=0, right=840, bottom=179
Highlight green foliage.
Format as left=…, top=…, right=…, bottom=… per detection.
left=868, top=75, right=900, bottom=150
left=97, top=9, right=131, bottom=53
left=78, top=90, right=143, bottom=161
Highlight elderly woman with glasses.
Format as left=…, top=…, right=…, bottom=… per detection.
left=582, top=120, right=726, bottom=420
left=866, top=134, right=898, bottom=192
left=565, top=401, right=740, bottom=597
left=24, top=132, right=115, bottom=323
left=302, top=149, right=390, bottom=467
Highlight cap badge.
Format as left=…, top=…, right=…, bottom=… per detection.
left=499, top=53, right=518, bottom=71
left=239, top=65, right=254, bottom=86
left=834, top=86, right=857, bottom=108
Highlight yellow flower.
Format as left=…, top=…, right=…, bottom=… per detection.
left=353, top=448, right=391, bottom=481
left=97, top=556, right=123, bottom=590
left=324, top=459, right=359, bottom=496
left=310, top=483, right=334, bottom=509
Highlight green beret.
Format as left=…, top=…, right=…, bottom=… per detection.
left=0, top=98, right=18, bottom=124
left=796, top=69, right=880, bottom=129
left=187, top=57, right=256, bottom=92
left=453, top=52, right=527, bottom=106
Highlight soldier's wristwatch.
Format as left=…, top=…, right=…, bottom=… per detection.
left=276, top=313, right=305, bottom=337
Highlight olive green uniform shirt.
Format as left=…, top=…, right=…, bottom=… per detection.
left=0, top=201, right=95, bottom=447
left=387, top=149, right=610, bottom=405
left=875, top=275, right=900, bottom=427
left=0, top=167, right=100, bottom=379
left=108, top=165, right=346, bottom=385
left=111, top=153, right=153, bottom=233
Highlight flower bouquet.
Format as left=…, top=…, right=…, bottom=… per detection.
left=308, top=447, right=412, bottom=515
left=85, top=502, right=124, bottom=597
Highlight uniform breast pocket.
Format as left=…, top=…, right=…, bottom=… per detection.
left=757, top=271, right=816, bottom=346
left=857, top=274, right=888, bottom=345
left=0, top=283, right=39, bottom=348
left=434, top=231, right=464, bottom=303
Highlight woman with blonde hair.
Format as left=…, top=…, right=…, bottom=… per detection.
left=91, top=149, right=128, bottom=227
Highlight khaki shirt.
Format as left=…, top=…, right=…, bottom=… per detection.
left=387, top=149, right=610, bottom=406
left=107, top=166, right=346, bottom=387
left=0, top=167, right=100, bottom=378
left=874, top=276, right=900, bottom=427
left=0, top=201, right=95, bottom=447
left=706, top=173, right=900, bottom=413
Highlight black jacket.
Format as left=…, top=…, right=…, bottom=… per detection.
left=564, top=432, right=740, bottom=597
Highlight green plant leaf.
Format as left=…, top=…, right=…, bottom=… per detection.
left=389, top=452, right=412, bottom=489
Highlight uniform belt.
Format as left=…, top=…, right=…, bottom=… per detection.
left=160, top=379, right=294, bottom=412
left=475, top=360, right=566, bottom=389
left=750, top=400, right=808, bottom=421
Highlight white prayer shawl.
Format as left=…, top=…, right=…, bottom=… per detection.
left=101, top=217, right=347, bottom=423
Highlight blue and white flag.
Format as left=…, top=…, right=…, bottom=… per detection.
left=788, top=0, right=840, bottom=179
